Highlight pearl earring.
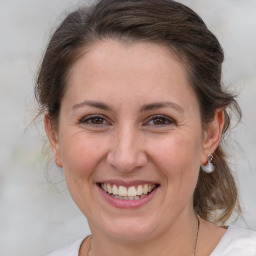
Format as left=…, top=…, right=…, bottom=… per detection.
left=201, top=155, right=215, bottom=173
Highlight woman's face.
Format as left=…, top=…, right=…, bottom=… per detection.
left=47, top=40, right=214, bottom=241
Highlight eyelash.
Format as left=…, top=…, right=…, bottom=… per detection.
left=144, top=114, right=175, bottom=127
left=79, top=114, right=175, bottom=127
left=79, top=114, right=110, bottom=126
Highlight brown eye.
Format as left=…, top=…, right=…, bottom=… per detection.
left=146, top=115, right=174, bottom=126
left=80, top=115, right=108, bottom=126
left=91, top=117, right=104, bottom=124
left=153, top=117, right=167, bottom=125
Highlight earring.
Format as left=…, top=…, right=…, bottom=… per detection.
left=201, top=155, right=215, bottom=173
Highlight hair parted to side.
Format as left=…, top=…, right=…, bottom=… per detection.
left=35, top=0, right=241, bottom=224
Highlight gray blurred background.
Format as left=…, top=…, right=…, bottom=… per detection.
left=0, top=0, right=255, bottom=255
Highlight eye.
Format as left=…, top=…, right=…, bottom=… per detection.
left=79, top=115, right=109, bottom=126
left=145, top=115, right=175, bottom=126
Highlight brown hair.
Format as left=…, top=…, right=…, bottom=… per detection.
left=35, top=0, right=241, bottom=224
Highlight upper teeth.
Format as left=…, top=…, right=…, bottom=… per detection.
left=101, top=183, right=156, bottom=197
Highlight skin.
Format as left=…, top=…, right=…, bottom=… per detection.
left=45, top=40, right=226, bottom=256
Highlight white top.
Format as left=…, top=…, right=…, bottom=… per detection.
left=211, top=226, right=256, bottom=255
left=46, top=238, right=84, bottom=256
left=46, top=226, right=256, bottom=256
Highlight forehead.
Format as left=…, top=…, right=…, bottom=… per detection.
left=69, top=39, right=183, bottom=77
left=64, top=39, right=198, bottom=110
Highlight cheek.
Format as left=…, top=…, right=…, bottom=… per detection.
left=149, top=133, right=202, bottom=180
left=58, top=133, right=109, bottom=214
left=59, top=133, right=107, bottom=178
left=151, top=135, right=202, bottom=209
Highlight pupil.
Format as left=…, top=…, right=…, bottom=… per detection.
left=92, top=117, right=103, bottom=124
left=154, top=118, right=165, bottom=125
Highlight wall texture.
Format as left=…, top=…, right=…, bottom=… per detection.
left=0, top=0, right=255, bottom=255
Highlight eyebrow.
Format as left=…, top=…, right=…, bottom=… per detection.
left=72, top=100, right=112, bottom=111
left=72, top=100, right=184, bottom=113
left=140, top=102, right=184, bottom=113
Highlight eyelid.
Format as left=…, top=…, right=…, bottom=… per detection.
left=79, top=114, right=111, bottom=126
left=143, top=114, right=176, bottom=126
left=78, top=114, right=175, bottom=127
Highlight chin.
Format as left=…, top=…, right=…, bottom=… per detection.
left=97, top=216, right=159, bottom=242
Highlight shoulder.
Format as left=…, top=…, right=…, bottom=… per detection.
left=211, top=226, right=256, bottom=256
left=45, top=238, right=84, bottom=256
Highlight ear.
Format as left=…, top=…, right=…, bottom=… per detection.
left=201, top=109, right=225, bottom=165
left=44, top=114, right=63, bottom=168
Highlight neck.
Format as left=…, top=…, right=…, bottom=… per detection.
left=87, top=211, right=199, bottom=256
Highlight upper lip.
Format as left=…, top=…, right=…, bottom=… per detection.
left=96, top=179, right=159, bottom=187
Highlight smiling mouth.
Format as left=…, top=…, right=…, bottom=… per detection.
left=97, top=183, right=159, bottom=200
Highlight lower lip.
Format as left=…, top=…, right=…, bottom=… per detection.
left=97, top=185, right=159, bottom=209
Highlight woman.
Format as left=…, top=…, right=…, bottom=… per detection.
left=36, top=0, right=256, bottom=255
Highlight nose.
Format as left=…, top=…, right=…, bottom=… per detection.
left=106, top=123, right=148, bottom=173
